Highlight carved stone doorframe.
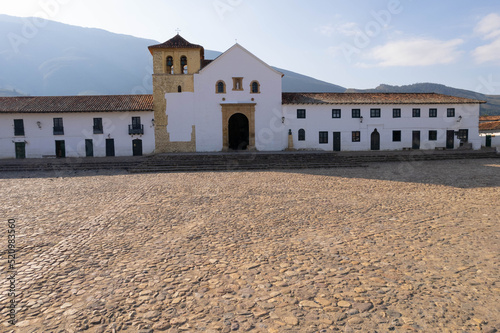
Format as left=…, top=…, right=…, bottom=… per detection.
left=221, top=103, right=256, bottom=151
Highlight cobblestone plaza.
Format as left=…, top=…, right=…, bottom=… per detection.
left=1, top=159, right=499, bottom=332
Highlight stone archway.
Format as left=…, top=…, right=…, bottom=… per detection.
left=221, top=103, right=256, bottom=151
left=228, top=113, right=249, bottom=150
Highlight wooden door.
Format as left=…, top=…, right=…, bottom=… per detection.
left=486, top=135, right=492, bottom=147
left=412, top=131, right=420, bottom=149
left=15, top=142, right=25, bottom=159
left=333, top=132, right=341, bottom=151
left=106, top=139, right=115, bottom=157
left=132, top=139, right=143, bottom=156
left=446, top=130, right=454, bottom=149
left=55, top=140, right=65, bottom=158
left=85, top=139, right=93, bottom=157
left=371, top=129, right=380, bottom=151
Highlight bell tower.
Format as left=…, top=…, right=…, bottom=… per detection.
left=148, top=34, right=204, bottom=152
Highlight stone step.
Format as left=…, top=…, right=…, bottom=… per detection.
left=131, top=152, right=498, bottom=173
left=142, top=153, right=496, bottom=165
left=0, top=151, right=497, bottom=173
left=129, top=163, right=368, bottom=173
left=0, top=163, right=139, bottom=172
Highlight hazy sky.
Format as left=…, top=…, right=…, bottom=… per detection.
left=1, top=0, right=500, bottom=93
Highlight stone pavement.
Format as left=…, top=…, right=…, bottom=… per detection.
left=0, top=159, right=499, bottom=332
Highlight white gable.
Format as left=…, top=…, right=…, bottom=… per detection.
left=199, top=43, right=283, bottom=78
left=191, top=43, right=286, bottom=152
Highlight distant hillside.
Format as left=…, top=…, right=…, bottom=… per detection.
left=275, top=67, right=346, bottom=93
left=0, top=15, right=344, bottom=97
left=0, top=15, right=496, bottom=115
left=0, top=14, right=157, bottom=96
left=0, top=88, right=24, bottom=97
left=483, top=95, right=500, bottom=115
left=346, top=83, right=500, bottom=116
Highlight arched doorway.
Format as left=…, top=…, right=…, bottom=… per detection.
left=371, top=129, right=380, bottom=151
left=228, top=113, right=249, bottom=150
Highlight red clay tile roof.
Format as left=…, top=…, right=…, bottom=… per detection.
left=479, top=121, right=500, bottom=131
left=479, top=115, right=500, bottom=122
left=0, top=95, right=153, bottom=113
left=282, top=93, right=486, bottom=105
left=148, top=34, right=203, bottom=51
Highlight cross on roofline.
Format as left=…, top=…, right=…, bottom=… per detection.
left=175, top=28, right=181, bottom=35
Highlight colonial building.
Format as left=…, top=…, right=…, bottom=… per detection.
left=149, top=35, right=484, bottom=153
left=479, top=115, right=500, bottom=148
left=282, top=93, right=482, bottom=151
left=0, top=95, right=154, bottom=159
left=0, top=34, right=486, bottom=159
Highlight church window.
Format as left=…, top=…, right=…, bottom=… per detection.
left=233, top=77, right=243, bottom=91
left=216, top=81, right=226, bottom=94
left=178, top=85, right=182, bottom=93
left=180, top=56, right=188, bottom=74
left=250, top=81, right=260, bottom=93
left=166, top=56, right=173, bottom=74
left=298, top=129, right=305, bottom=141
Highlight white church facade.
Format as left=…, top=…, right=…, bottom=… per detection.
left=0, top=34, right=485, bottom=159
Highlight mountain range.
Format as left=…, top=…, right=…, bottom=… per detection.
left=0, top=14, right=498, bottom=115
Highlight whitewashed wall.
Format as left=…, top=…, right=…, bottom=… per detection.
left=0, top=111, right=154, bottom=159
left=480, top=132, right=500, bottom=147
left=284, top=103, right=481, bottom=151
left=165, top=92, right=195, bottom=142
left=192, top=44, right=285, bottom=152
